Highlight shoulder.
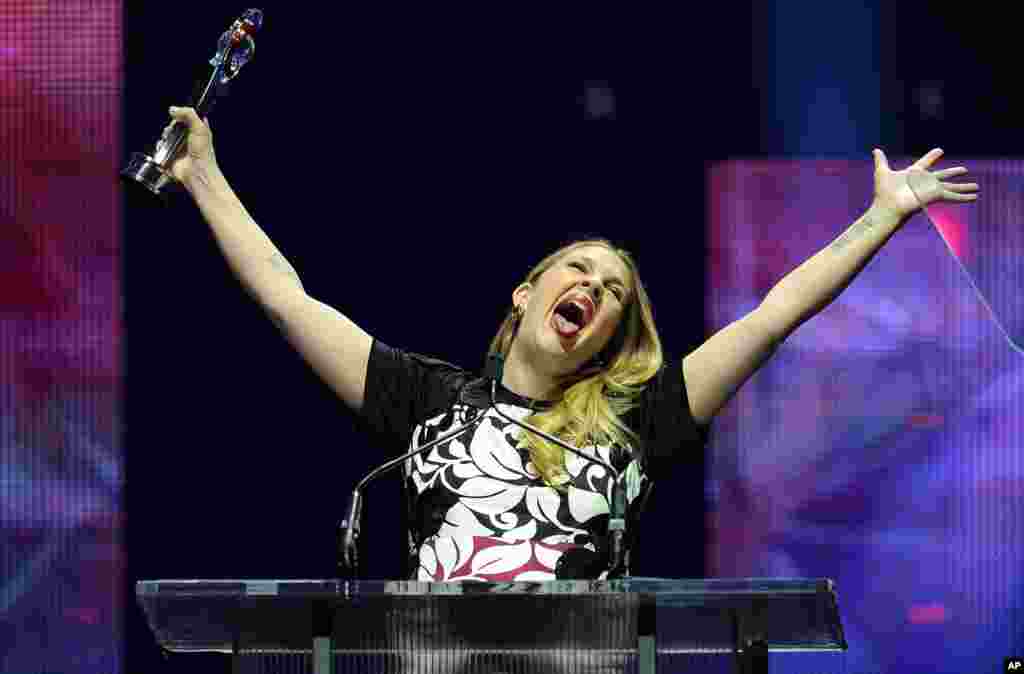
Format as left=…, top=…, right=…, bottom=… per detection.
left=360, top=340, right=480, bottom=445
left=368, top=339, right=476, bottom=406
left=370, top=339, right=468, bottom=377
left=635, top=359, right=681, bottom=400
left=625, top=358, right=710, bottom=444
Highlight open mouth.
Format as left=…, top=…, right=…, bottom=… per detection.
left=551, top=296, right=595, bottom=338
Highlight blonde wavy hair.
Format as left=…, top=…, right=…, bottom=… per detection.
left=488, top=239, right=664, bottom=488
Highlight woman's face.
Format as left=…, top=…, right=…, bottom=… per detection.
left=514, top=244, right=633, bottom=375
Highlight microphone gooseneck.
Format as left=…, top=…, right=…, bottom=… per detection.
left=336, top=403, right=490, bottom=577
left=338, top=351, right=629, bottom=579
left=484, top=353, right=629, bottom=578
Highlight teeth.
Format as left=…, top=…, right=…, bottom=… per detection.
left=554, top=294, right=592, bottom=331
left=569, top=300, right=590, bottom=323
left=553, top=313, right=581, bottom=335
left=557, top=302, right=584, bottom=325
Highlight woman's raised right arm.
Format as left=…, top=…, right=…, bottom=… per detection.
left=168, top=106, right=372, bottom=411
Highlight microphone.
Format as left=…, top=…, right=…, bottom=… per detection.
left=338, top=352, right=629, bottom=579
left=483, top=353, right=629, bottom=578
left=337, top=392, right=491, bottom=577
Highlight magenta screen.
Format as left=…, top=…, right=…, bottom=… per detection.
left=1, top=2, right=123, bottom=671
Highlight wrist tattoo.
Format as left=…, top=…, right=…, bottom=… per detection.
left=192, top=164, right=213, bottom=190
left=829, top=215, right=877, bottom=253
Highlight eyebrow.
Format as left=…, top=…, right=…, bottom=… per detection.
left=578, top=254, right=629, bottom=292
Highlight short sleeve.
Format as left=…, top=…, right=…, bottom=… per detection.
left=357, top=339, right=472, bottom=456
left=623, top=359, right=711, bottom=479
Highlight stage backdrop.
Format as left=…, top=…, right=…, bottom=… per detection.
left=0, top=1, right=123, bottom=672
left=706, top=159, right=1024, bottom=673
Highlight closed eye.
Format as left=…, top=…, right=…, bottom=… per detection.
left=568, top=258, right=626, bottom=301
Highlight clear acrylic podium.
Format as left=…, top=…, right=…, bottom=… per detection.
left=136, top=578, right=847, bottom=673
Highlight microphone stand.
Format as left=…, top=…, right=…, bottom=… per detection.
left=482, top=353, right=629, bottom=579
left=337, top=353, right=630, bottom=580
left=337, top=413, right=487, bottom=577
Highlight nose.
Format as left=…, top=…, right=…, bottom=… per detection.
left=580, top=279, right=602, bottom=302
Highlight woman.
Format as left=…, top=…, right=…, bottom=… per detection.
left=164, top=106, right=978, bottom=582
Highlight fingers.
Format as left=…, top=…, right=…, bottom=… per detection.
left=168, top=106, right=207, bottom=133
left=873, top=148, right=890, bottom=172
left=944, top=181, right=979, bottom=194
left=933, top=166, right=968, bottom=180
left=944, top=192, right=979, bottom=202
left=913, top=147, right=944, bottom=170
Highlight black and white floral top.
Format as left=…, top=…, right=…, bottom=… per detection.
left=358, top=340, right=709, bottom=581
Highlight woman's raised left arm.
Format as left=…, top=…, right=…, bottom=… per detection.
left=682, top=148, right=978, bottom=427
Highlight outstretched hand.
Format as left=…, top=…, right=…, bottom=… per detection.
left=871, top=148, right=979, bottom=221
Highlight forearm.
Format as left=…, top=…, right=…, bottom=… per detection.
left=758, top=203, right=908, bottom=342
left=184, top=164, right=304, bottom=309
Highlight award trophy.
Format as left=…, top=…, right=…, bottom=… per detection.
left=121, top=9, right=264, bottom=196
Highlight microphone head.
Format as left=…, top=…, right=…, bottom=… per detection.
left=484, top=352, right=505, bottom=383
left=337, top=490, right=364, bottom=577
left=555, top=547, right=605, bottom=579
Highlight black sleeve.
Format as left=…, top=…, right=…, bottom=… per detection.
left=357, top=339, right=472, bottom=457
left=624, top=359, right=711, bottom=480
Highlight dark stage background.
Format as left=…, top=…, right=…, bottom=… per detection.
left=123, top=4, right=754, bottom=570
left=123, top=6, right=753, bottom=671
left=2, top=2, right=1023, bottom=673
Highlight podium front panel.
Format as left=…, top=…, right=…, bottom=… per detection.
left=137, top=578, right=846, bottom=671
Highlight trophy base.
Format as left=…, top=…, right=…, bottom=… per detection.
left=121, top=152, right=177, bottom=195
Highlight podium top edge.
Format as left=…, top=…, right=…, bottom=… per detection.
left=136, top=578, right=836, bottom=598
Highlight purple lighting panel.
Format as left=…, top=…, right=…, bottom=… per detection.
left=0, top=2, right=122, bottom=672
left=706, top=159, right=1024, bottom=673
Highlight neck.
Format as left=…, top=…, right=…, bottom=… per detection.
left=501, top=342, right=564, bottom=402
